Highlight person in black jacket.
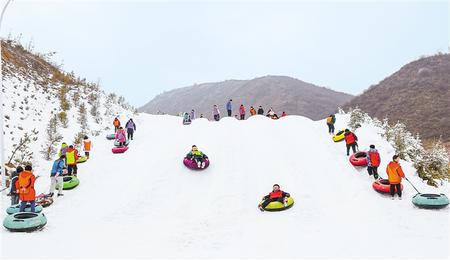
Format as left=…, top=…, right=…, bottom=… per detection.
left=257, top=106, right=264, bottom=115
left=8, top=166, right=23, bottom=205
left=258, top=184, right=290, bottom=211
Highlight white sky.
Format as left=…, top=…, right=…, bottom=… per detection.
left=1, top=0, right=448, bottom=106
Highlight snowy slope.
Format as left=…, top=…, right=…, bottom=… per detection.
left=1, top=114, right=448, bottom=258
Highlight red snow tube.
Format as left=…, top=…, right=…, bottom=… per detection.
left=112, top=146, right=129, bottom=154
left=183, top=158, right=210, bottom=170
left=372, top=179, right=403, bottom=194
left=349, top=151, right=368, bottom=166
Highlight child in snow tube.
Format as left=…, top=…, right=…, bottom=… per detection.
left=258, top=184, right=293, bottom=211
left=184, top=145, right=209, bottom=169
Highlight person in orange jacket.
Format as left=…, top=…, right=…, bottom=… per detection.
left=386, top=154, right=405, bottom=200
left=113, top=117, right=121, bottom=132
left=83, top=136, right=92, bottom=158
left=15, top=165, right=37, bottom=212
left=344, top=129, right=358, bottom=156
left=249, top=106, right=256, bottom=116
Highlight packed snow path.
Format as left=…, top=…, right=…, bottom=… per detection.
left=1, top=114, right=448, bottom=258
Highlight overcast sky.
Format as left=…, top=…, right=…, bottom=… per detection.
left=1, top=0, right=448, bottom=107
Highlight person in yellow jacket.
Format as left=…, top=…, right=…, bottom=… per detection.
left=386, top=155, right=405, bottom=200
left=66, top=145, right=79, bottom=176
left=83, top=136, right=92, bottom=158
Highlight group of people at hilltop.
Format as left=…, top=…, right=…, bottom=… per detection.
left=326, top=114, right=406, bottom=200
left=183, top=99, right=287, bottom=122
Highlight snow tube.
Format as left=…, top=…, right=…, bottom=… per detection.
left=6, top=204, right=43, bottom=215
left=183, top=158, right=210, bottom=170
left=261, top=197, right=294, bottom=212
left=106, top=134, right=116, bottom=140
left=372, top=179, right=403, bottom=194
left=36, top=195, right=54, bottom=208
left=56, top=176, right=80, bottom=190
left=3, top=212, right=47, bottom=232
left=112, top=146, right=129, bottom=154
left=349, top=151, right=368, bottom=166
left=332, top=130, right=345, bottom=142
left=76, top=156, right=88, bottom=164
left=412, top=193, right=449, bottom=209
left=114, top=140, right=130, bottom=147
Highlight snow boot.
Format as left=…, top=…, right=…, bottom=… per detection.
left=57, top=194, right=64, bottom=197
left=47, top=192, right=54, bottom=197
left=391, top=197, right=395, bottom=200
left=197, top=161, right=202, bottom=168
left=201, top=162, right=206, bottom=168
left=258, top=205, right=264, bottom=212
left=399, top=197, right=402, bottom=200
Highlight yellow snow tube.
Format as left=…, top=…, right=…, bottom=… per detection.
left=262, top=197, right=294, bottom=211
left=76, top=156, right=88, bottom=164
left=333, top=130, right=345, bottom=142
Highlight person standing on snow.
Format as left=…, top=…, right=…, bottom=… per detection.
left=344, top=129, right=358, bottom=156
left=281, top=112, right=287, bottom=117
left=250, top=106, right=256, bottom=116
left=83, top=136, right=92, bottom=158
left=113, top=117, right=121, bottom=132
left=367, top=144, right=380, bottom=180
left=125, top=118, right=136, bottom=140
left=257, top=106, right=264, bottom=115
left=239, top=104, right=246, bottom=120
left=226, top=99, right=233, bottom=117
left=115, top=127, right=127, bottom=147
left=48, top=155, right=67, bottom=197
left=213, top=105, right=220, bottom=121
left=190, top=109, right=196, bottom=120
left=258, top=184, right=291, bottom=211
left=326, top=114, right=336, bottom=134
left=8, top=166, right=22, bottom=205
left=16, top=165, right=36, bottom=212
left=386, top=155, right=405, bottom=200
left=66, top=145, right=79, bottom=176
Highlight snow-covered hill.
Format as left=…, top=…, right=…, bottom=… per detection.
left=1, top=114, right=448, bottom=258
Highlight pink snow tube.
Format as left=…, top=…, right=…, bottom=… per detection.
left=112, top=146, right=129, bottom=154
left=183, top=158, right=210, bottom=170
left=349, top=151, right=368, bottom=166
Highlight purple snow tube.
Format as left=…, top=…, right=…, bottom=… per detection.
left=183, top=158, right=210, bottom=170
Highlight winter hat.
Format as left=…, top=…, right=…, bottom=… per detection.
left=370, top=145, right=375, bottom=149
left=345, top=129, right=349, bottom=132
left=25, top=165, right=32, bottom=171
left=16, top=166, right=24, bottom=173
left=273, top=184, right=280, bottom=188
left=84, top=136, right=88, bottom=139
left=393, top=155, right=400, bottom=160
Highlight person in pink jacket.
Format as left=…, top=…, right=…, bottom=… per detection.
left=115, top=127, right=127, bottom=146
left=239, top=104, right=246, bottom=120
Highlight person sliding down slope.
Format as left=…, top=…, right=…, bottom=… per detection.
left=115, top=127, right=127, bottom=147
left=186, top=145, right=208, bottom=168
left=258, top=184, right=290, bottom=211
left=182, top=112, right=191, bottom=125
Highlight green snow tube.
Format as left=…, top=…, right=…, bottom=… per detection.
left=114, top=140, right=130, bottom=147
left=261, top=197, right=295, bottom=212
left=6, top=204, right=43, bottom=215
left=76, top=156, right=88, bottom=164
left=3, top=212, right=47, bottom=232
left=56, top=176, right=80, bottom=190
left=412, top=193, right=449, bottom=209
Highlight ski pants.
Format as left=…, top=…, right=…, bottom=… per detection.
left=240, top=114, right=245, bottom=120
left=68, top=164, right=78, bottom=176
left=261, top=197, right=287, bottom=209
left=346, top=143, right=357, bottom=155
left=327, top=123, right=335, bottom=134
left=227, top=110, right=232, bottom=117
left=367, top=166, right=379, bottom=179
left=85, top=151, right=90, bottom=157
left=19, top=200, right=36, bottom=212
left=49, top=176, right=64, bottom=195
left=390, top=184, right=402, bottom=197
left=11, top=194, right=19, bottom=206
left=127, top=129, right=134, bottom=140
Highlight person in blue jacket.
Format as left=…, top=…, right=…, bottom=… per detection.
left=226, top=99, right=233, bottom=117
left=48, top=155, right=67, bottom=197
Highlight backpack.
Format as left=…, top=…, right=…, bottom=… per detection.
left=326, top=117, right=333, bottom=123
left=18, top=174, right=32, bottom=194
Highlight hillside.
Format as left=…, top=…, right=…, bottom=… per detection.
left=1, top=39, right=135, bottom=172
left=1, top=114, right=448, bottom=258
left=343, top=54, right=450, bottom=148
left=139, top=75, right=353, bottom=120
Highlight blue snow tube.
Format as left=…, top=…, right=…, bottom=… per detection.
left=412, top=193, right=449, bottom=209
left=6, top=203, right=43, bottom=215
left=3, top=212, right=47, bottom=232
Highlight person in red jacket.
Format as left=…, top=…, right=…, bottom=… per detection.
left=386, top=155, right=405, bottom=200
left=15, top=165, right=37, bottom=212
left=239, top=104, right=246, bottom=120
left=258, top=184, right=290, bottom=211
left=366, top=144, right=381, bottom=179
left=344, top=129, right=358, bottom=156
left=281, top=111, right=287, bottom=117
